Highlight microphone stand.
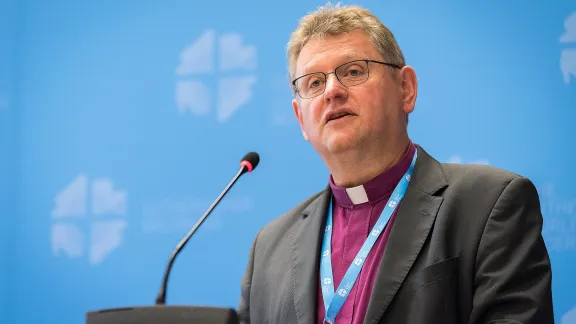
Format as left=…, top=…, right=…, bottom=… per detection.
left=155, top=164, right=249, bottom=305
left=85, top=152, right=259, bottom=324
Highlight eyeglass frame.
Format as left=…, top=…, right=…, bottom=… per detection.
left=291, top=59, right=403, bottom=99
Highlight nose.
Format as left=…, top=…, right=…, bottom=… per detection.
left=323, top=73, right=348, bottom=102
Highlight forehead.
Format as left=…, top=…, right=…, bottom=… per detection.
left=296, top=30, right=380, bottom=76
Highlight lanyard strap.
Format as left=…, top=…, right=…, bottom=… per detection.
left=319, top=149, right=418, bottom=324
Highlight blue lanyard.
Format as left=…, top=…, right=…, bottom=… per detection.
left=320, top=149, right=418, bottom=324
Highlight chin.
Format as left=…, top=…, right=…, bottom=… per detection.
left=324, top=133, right=360, bottom=153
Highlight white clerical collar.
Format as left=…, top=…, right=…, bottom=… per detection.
left=345, top=185, right=369, bottom=205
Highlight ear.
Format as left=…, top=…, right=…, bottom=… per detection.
left=399, top=66, right=418, bottom=115
left=292, top=98, right=309, bottom=141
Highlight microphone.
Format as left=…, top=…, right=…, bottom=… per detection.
left=155, top=152, right=260, bottom=305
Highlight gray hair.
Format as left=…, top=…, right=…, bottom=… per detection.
left=286, top=2, right=406, bottom=87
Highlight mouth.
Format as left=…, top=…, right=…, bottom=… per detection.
left=326, top=110, right=357, bottom=124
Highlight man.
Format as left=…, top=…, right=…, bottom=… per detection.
left=237, top=3, right=554, bottom=324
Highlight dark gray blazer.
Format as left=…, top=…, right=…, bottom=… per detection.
left=237, top=146, right=554, bottom=324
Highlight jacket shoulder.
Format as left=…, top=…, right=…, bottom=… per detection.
left=437, top=162, right=540, bottom=215
left=440, top=162, right=527, bottom=189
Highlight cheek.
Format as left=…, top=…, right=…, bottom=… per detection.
left=370, top=87, right=398, bottom=114
left=306, top=100, right=324, bottom=125
left=359, top=95, right=396, bottom=128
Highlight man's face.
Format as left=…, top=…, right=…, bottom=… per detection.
left=292, top=30, right=416, bottom=159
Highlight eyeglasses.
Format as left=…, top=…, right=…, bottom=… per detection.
left=291, top=59, right=402, bottom=99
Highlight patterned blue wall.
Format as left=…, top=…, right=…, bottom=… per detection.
left=1, top=0, right=575, bottom=323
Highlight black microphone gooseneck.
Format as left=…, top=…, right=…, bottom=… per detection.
left=155, top=152, right=260, bottom=305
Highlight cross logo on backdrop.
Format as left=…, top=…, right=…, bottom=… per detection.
left=175, top=29, right=258, bottom=122
left=50, top=174, right=127, bottom=265
left=562, top=304, right=576, bottom=324
left=560, top=12, right=576, bottom=85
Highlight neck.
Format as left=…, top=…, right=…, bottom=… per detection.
left=328, top=136, right=411, bottom=188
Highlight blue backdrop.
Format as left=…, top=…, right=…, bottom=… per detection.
left=1, top=0, right=575, bottom=323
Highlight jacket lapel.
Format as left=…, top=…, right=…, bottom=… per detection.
left=291, top=188, right=331, bottom=324
left=363, top=146, right=448, bottom=324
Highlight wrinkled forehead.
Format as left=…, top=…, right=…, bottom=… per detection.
left=295, top=33, right=379, bottom=78
left=299, top=51, right=365, bottom=76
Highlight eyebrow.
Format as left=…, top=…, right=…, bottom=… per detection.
left=341, top=52, right=366, bottom=61
left=300, top=51, right=366, bottom=76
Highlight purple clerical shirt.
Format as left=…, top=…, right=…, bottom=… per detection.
left=317, top=143, right=417, bottom=324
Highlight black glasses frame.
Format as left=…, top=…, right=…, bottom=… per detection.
left=291, top=59, right=403, bottom=99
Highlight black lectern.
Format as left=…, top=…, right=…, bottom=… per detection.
left=86, top=305, right=239, bottom=324
left=85, top=153, right=259, bottom=324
